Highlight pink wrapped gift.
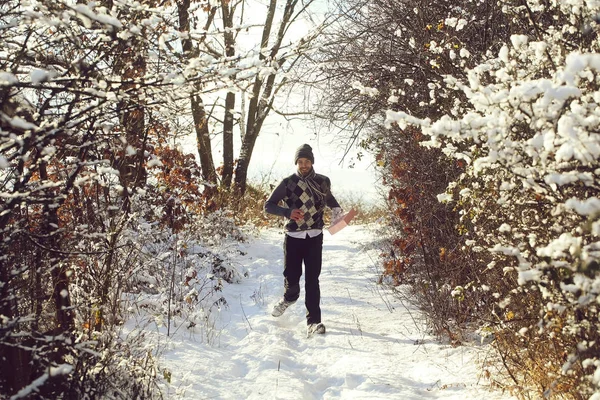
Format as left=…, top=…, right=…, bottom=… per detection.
left=327, top=208, right=357, bottom=235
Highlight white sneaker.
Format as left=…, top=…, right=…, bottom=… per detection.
left=271, top=299, right=296, bottom=317
left=307, top=322, right=326, bottom=337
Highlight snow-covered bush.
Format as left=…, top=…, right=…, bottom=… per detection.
left=314, top=0, right=512, bottom=342
left=0, top=1, right=250, bottom=397
left=386, top=0, right=600, bottom=397
left=315, top=0, right=600, bottom=395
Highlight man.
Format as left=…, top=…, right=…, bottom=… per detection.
left=265, top=143, right=343, bottom=337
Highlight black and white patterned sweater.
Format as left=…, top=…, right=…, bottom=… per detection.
left=265, top=169, right=341, bottom=232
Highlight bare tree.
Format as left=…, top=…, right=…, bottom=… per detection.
left=176, top=0, right=329, bottom=195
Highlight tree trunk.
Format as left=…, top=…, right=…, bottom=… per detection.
left=191, top=92, right=218, bottom=186
left=0, top=258, right=31, bottom=395
left=40, top=161, right=74, bottom=334
left=221, top=0, right=236, bottom=188
left=234, top=0, right=297, bottom=194
left=179, top=0, right=218, bottom=189
left=233, top=0, right=277, bottom=194
left=223, top=92, right=235, bottom=188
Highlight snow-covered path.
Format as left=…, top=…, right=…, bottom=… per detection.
left=160, top=225, right=516, bottom=399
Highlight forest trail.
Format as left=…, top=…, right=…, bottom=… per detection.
left=159, top=225, right=516, bottom=400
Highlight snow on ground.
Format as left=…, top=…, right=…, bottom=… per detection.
left=158, top=224, right=516, bottom=399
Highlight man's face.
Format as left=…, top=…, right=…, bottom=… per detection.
left=297, top=158, right=312, bottom=176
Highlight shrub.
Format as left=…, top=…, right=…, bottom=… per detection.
left=384, top=1, right=600, bottom=396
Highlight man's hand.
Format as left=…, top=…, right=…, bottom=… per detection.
left=290, top=209, right=304, bottom=222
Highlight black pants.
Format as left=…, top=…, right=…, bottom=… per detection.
left=283, top=233, right=323, bottom=325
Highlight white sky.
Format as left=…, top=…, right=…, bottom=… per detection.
left=143, top=225, right=516, bottom=399
left=247, top=117, right=382, bottom=205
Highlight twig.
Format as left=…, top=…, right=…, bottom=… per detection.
left=240, top=295, right=252, bottom=331
left=167, top=233, right=178, bottom=337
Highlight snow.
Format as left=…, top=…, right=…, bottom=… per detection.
left=0, top=71, right=18, bottom=86
left=154, top=225, right=516, bottom=399
left=498, top=224, right=511, bottom=233
left=385, top=110, right=430, bottom=130
left=351, top=81, right=379, bottom=97
left=437, top=193, right=453, bottom=203
left=74, top=5, right=123, bottom=29
left=510, top=35, right=528, bottom=48
left=6, top=116, right=37, bottom=131
left=147, top=157, right=163, bottom=168
left=536, top=233, right=581, bottom=259
left=499, top=46, right=509, bottom=63
left=387, top=95, right=399, bottom=103
left=565, top=197, right=600, bottom=216
left=95, top=166, right=120, bottom=176
left=10, top=364, right=73, bottom=400
left=517, top=269, right=542, bottom=285
left=444, top=18, right=467, bottom=31
left=30, top=69, right=53, bottom=84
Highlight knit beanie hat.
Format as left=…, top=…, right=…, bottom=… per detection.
left=294, top=144, right=314, bottom=164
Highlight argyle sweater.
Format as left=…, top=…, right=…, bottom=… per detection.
left=265, top=169, right=341, bottom=232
